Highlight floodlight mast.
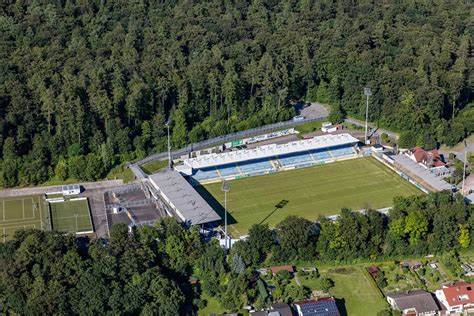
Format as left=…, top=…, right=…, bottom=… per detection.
left=166, top=118, right=171, bottom=169
left=364, top=87, right=372, bottom=145
left=221, top=181, right=230, bottom=249
left=462, top=141, right=467, bottom=195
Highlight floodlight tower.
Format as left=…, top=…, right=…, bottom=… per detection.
left=165, top=118, right=172, bottom=169
left=364, top=87, right=372, bottom=145
left=462, top=140, right=468, bottom=195
left=221, top=180, right=231, bottom=249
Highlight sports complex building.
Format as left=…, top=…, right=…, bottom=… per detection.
left=175, top=133, right=359, bottom=184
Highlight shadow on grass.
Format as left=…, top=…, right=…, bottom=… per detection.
left=335, top=298, right=348, bottom=316
left=258, top=199, right=289, bottom=225
left=193, top=185, right=237, bottom=225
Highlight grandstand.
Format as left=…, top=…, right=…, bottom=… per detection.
left=177, top=133, right=359, bottom=184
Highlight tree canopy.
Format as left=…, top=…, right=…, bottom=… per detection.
left=0, top=192, right=473, bottom=314
left=0, top=0, right=472, bottom=187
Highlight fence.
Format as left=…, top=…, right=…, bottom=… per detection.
left=135, top=116, right=327, bottom=166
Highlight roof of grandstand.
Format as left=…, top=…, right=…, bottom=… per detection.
left=393, top=154, right=453, bottom=192
left=183, top=133, right=359, bottom=169
left=148, top=170, right=221, bottom=225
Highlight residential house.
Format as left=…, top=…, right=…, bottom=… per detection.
left=294, top=298, right=340, bottom=316
left=386, top=290, right=440, bottom=316
left=250, top=303, right=292, bottom=316
left=270, top=303, right=292, bottom=316
left=435, top=282, right=474, bottom=314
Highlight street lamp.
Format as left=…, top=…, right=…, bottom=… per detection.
left=364, top=87, right=372, bottom=145
left=165, top=118, right=172, bottom=169
left=221, top=180, right=231, bottom=249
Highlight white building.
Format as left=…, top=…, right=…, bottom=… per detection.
left=435, top=282, right=474, bottom=314
left=62, top=184, right=81, bottom=196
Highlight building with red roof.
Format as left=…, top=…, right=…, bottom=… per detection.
left=435, top=282, right=474, bottom=314
left=407, top=147, right=446, bottom=168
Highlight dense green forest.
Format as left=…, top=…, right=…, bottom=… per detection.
left=0, top=0, right=472, bottom=187
left=1, top=192, right=472, bottom=314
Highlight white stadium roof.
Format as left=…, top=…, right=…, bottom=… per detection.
left=149, top=170, right=221, bottom=225
left=183, top=133, right=359, bottom=169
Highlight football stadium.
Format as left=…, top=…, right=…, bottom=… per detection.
left=154, top=133, right=422, bottom=236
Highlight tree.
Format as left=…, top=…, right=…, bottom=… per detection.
left=458, top=224, right=470, bottom=249
left=328, top=103, right=345, bottom=124
left=172, top=108, right=188, bottom=148
left=275, top=216, right=318, bottom=260
left=404, top=211, right=428, bottom=245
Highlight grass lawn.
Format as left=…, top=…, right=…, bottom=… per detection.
left=197, top=293, right=228, bottom=316
left=295, top=120, right=323, bottom=134
left=141, top=160, right=168, bottom=175
left=201, top=157, right=421, bottom=236
left=50, top=198, right=93, bottom=234
left=326, top=267, right=387, bottom=316
left=107, top=163, right=135, bottom=183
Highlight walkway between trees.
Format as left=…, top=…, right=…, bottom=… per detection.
left=344, top=117, right=399, bottom=140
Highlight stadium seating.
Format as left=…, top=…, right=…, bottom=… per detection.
left=330, top=146, right=356, bottom=158
left=192, top=168, right=219, bottom=181
left=238, top=159, right=274, bottom=175
left=278, top=151, right=314, bottom=167
left=190, top=145, right=357, bottom=182
left=309, top=149, right=332, bottom=161
left=218, top=164, right=240, bottom=177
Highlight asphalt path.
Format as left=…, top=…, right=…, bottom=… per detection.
left=344, top=117, right=399, bottom=140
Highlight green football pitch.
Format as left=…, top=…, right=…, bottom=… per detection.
left=201, top=157, right=422, bottom=237
left=0, top=195, right=48, bottom=242
left=50, top=199, right=93, bottom=234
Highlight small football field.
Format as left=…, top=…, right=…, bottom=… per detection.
left=0, top=195, right=49, bottom=242
left=50, top=198, right=93, bottom=234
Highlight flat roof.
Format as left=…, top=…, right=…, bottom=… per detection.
left=184, top=133, right=359, bottom=169
left=149, top=170, right=221, bottom=225
left=393, top=154, right=452, bottom=191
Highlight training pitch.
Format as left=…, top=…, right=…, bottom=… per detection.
left=0, top=195, right=48, bottom=242
left=50, top=198, right=93, bottom=234
left=201, top=157, right=422, bottom=236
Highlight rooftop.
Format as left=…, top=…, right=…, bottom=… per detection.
left=387, top=290, right=439, bottom=313
left=409, top=147, right=445, bottom=167
left=183, top=133, right=359, bottom=169
left=441, top=282, right=474, bottom=307
left=393, top=154, right=452, bottom=191
left=149, top=170, right=221, bottom=225
left=294, top=298, right=340, bottom=316
left=269, top=265, right=295, bottom=274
